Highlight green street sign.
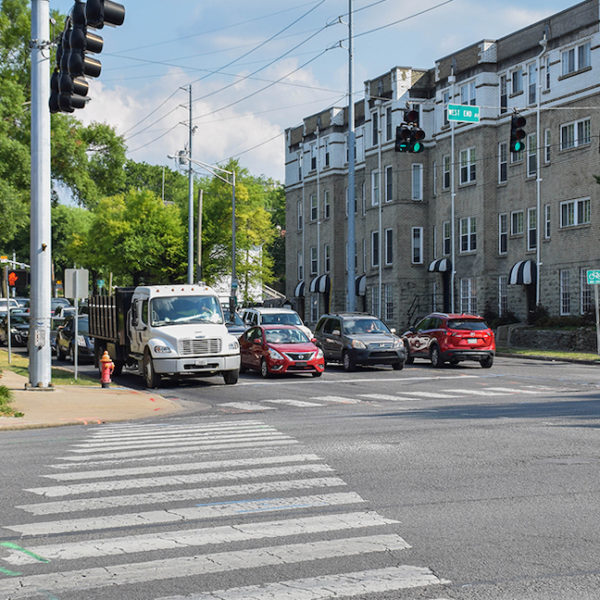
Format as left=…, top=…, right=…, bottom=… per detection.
left=587, top=270, right=600, bottom=285
left=448, top=104, right=480, bottom=123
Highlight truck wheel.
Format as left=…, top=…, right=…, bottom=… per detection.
left=143, top=349, right=161, bottom=388
left=223, top=369, right=239, bottom=385
left=113, top=361, right=124, bottom=377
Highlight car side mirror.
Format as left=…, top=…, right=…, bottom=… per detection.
left=253, top=338, right=262, bottom=345
left=311, top=337, right=317, bottom=343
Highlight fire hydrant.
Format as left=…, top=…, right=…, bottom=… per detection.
left=100, top=351, right=114, bottom=389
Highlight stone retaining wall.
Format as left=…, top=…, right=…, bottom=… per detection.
left=496, top=325, right=597, bottom=353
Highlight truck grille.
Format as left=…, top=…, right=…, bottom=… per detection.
left=180, top=338, right=222, bottom=356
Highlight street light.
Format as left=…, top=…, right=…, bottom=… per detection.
left=167, top=154, right=238, bottom=305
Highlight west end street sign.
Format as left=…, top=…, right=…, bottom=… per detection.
left=587, top=269, right=600, bottom=284
left=448, top=104, right=480, bottom=123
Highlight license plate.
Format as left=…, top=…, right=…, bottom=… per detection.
left=294, top=361, right=307, bottom=367
left=195, top=359, right=208, bottom=366
left=468, top=338, right=477, bottom=344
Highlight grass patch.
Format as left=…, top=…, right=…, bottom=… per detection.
left=0, top=384, right=23, bottom=417
left=498, top=347, right=600, bottom=362
left=0, top=349, right=99, bottom=386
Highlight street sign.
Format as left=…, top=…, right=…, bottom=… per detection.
left=586, top=270, right=600, bottom=285
left=448, top=104, right=480, bottom=123
left=64, top=268, right=89, bottom=299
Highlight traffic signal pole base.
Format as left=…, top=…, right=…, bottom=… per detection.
left=23, top=383, right=55, bottom=392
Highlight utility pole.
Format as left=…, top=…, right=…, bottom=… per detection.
left=29, top=0, right=52, bottom=389
left=347, top=0, right=356, bottom=311
left=187, top=84, right=194, bottom=284
left=197, top=188, right=203, bottom=281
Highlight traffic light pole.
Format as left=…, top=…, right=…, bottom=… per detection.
left=346, top=0, right=356, bottom=312
left=29, top=0, right=53, bottom=389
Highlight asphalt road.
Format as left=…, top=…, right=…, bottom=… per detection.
left=0, top=355, right=599, bottom=599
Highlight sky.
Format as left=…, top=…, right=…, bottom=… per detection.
left=50, top=0, right=583, bottom=183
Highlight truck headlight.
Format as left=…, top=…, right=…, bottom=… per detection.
left=153, top=344, right=172, bottom=353
left=228, top=339, right=239, bottom=350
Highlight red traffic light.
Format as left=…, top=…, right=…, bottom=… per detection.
left=8, top=272, right=18, bottom=287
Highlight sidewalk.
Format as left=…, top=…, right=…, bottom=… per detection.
left=0, top=368, right=184, bottom=431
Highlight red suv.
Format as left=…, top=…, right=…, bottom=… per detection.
left=402, top=313, right=495, bottom=368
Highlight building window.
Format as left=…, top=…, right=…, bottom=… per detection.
left=560, top=118, right=591, bottom=150
left=499, top=213, right=508, bottom=255
left=361, top=182, right=366, bottom=215
left=310, top=144, right=316, bottom=170
left=371, top=230, right=379, bottom=267
left=560, top=270, right=571, bottom=315
left=297, top=200, right=303, bottom=230
left=371, top=284, right=380, bottom=317
left=544, top=129, right=551, bottom=163
left=310, top=246, right=317, bottom=275
left=385, top=165, right=393, bottom=202
left=345, top=187, right=348, bottom=216
left=544, top=55, right=551, bottom=90
left=511, top=67, right=523, bottom=94
left=297, top=251, right=303, bottom=281
left=384, top=228, right=393, bottom=265
left=443, top=221, right=451, bottom=255
left=323, top=138, right=330, bottom=167
left=527, top=62, right=537, bottom=104
left=460, top=147, right=476, bottom=184
left=498, top=275, right=508, bottom=317
left=460, top=278, right=477, bottom=314
left=371, top=170, right=380, bottom=206
left=323, top=190, right=330, bottom=219
left=460, top=81, right=476, bottom=106
left=442, top=155, right=450, bottom=189
left=385, top=106, right=393, bottom=141
left=324, top=244, right=330, bottom=273
left=310, top=194, right=318, bottom=221
left=412, top=163, right=423, bottom=200
left=527, top=207, right=537, bottom=251
left=310, top=295, right=318, bottom=322
left=371, top=111, right=379, bottom=146
left=511, top=210, right=524, bottom=235
left=460, top=217, right=476, bottom=253
left=297, top=151, right=302, bottom=181
left=498, top=142, right=507, bottom=183
left=544, top=204, right=551, bottom=239
left=581, top=268, right=593, bottom=314
left=499, top=75, right=507, bottom=114
left=527, top=134, right=537, bottom=177
left=362, top=238, right=367, bottom=272
left=384, top=283, right=394, bottom=321
left=443, top=90, right=450, bottom=126
left=561, top=41, right=591, bottom=76
left=432, top=160, right=437, bottom=197
left=412, top=227, right=423, bottom=263
left=560, top=198, right=590, bottom=228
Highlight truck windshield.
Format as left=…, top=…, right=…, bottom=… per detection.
left=150, top=296, right=224, bottom=326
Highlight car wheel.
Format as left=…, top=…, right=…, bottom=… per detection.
left=392, top=360, right=404, bottom=370
left=260, top=359, right=270, bottom=378
left=223, top=369, right=239, bottom=385
left=143, top=349, right=161, bottom=388
left=480, top=355, right=494, bottom=369
left=430, top=345, right=444, bottom=368
left=403, top=340, right=414, bottom=364
left=311, top=370, right=322, bottom=377
left=342, top=351, right=355, bottom=372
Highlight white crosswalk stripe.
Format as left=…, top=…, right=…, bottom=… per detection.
left=263, top=398, right=324, bottom=407
left=220, top=401, right=276, bottom=411
left=1, top=420, right=448, bottom=599
left=313, top=395, right=362, bottom=404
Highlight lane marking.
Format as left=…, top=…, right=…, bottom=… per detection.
left=484, top=387, right=542, bottom=395
left=44, top=454, right=323, bottom=481
left=154, top=565, right=449, bottom=600
left=237, top=374, right=478, bottom=386
left=25, top=464, right=335, bottom=498
left=18, top=477, right=348, bottom=515
left=7, top=492, right=365, bottom=535
left=220, top=402, right=276, bottom=411
left=0, top=543, right=49, bottom=563
left=313, top=395, right=361, bottom=404
left=0, top=534, right=410, bottom=597
left=359, top=394, right=402, bottom=401
left=397, top=391, right=459, bottom=399
left=3, top=511, right=398, bottom=564
left=263, top=399, right=324, bottom=407
left=450, top=388, right=501, bottom=396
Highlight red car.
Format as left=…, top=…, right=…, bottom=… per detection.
left=402, top=312, right=495, bottom=368
left=239, top=325, right=325, bottom=378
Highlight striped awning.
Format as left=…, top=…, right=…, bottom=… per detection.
left=355, top=274, right=366, bottom=296
left=294, top=281, right=305, bottom=297
left=309, top=274, right=330, bottom=294
left=428, top=258, right=452, bottom=273
left=509, top=260, right=537, bottom=285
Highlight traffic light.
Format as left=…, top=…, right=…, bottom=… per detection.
left=404, top=109, right=419, bottom=125
left=49, top=0, right=125, bottom=114
left=409, top=127, right=425, bottom=153
left=509, top=114, right=526, bottom=153
left=395, top=126, right=411, bottom=152
left=8, top=270, right=29, bottom=294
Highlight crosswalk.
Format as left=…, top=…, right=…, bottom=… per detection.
left=220, top=383, right=558, bottom=412
left=1, top=420, right=450, bottom=599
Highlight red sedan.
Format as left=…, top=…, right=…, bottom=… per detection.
left=239, top=325, right=325, bottom=378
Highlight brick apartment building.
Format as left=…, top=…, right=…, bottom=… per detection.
left=284, top=0, right=600, bottom=330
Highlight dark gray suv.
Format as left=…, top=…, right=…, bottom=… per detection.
left=314, top=313, right=406, bottom=371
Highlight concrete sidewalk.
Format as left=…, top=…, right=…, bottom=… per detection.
left=0, top=368, right=184, bottom=431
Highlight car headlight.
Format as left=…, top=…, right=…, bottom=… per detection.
left=10, top=328, right=18, bottom=334
left=392, top=337, right=403, bottom=348
left=315, top=348, right=324, bottom=359
left=77, top=335, right=86, bottom=347
left=228, top=339, right=239, bottom=351
left=268, top=347, right=284, bottom=360
left=153, top=344, right=172, bottom=353
left=351, top=339, right=366, bottom=349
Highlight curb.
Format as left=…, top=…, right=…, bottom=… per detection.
left=496, top=352, right=600, bottom=365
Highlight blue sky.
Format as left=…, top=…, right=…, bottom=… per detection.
left=50, top=0, right=581, bottom=182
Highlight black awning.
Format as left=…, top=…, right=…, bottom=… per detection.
left=309, top=274, right=330, bottom=294
left=428, top=258, right=452, bottom=273
left=355, top=274, right=366, bottom=297
left=509, top=260, right=537, bottom=285
left=294, top=281, right=305, bottom=297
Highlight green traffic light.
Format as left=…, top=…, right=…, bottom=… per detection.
left=413, top=142, right=421, bottom=152
left=514, top=141, right=522, bottom=152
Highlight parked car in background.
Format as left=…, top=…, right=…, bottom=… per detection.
left=239, top=324, right=324, bottom=378
left=240, top=307, right=312, bottom=339
left=0, top=298, right=19, bottom=317
left=0, top=310, right=30, bottom=347
left=223, top=308, right=246, bottom=336
left=314, top=313, right=406, bottom=372
left=402, top=312, right=495, bottom=368
left=56, top=315, right=94, bottom=363
left=50, top=297, right=72, bottom=317
left=14, top=297, right=30, bottom=312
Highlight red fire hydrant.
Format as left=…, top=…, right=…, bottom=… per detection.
left=100, top=351, right=114, bottom=389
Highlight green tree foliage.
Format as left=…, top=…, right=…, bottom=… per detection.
left=51, top=204, right=93, bottom=274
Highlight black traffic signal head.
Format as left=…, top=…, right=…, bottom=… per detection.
left=510, top=114, right=526, bottom=153
left=86, top=0, right=126, bottom=28
left=395, top=126, right=411, bottom=152
left=404, top=109, right=419, bottom=125
left=409, top=127, right=425, bottom=153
